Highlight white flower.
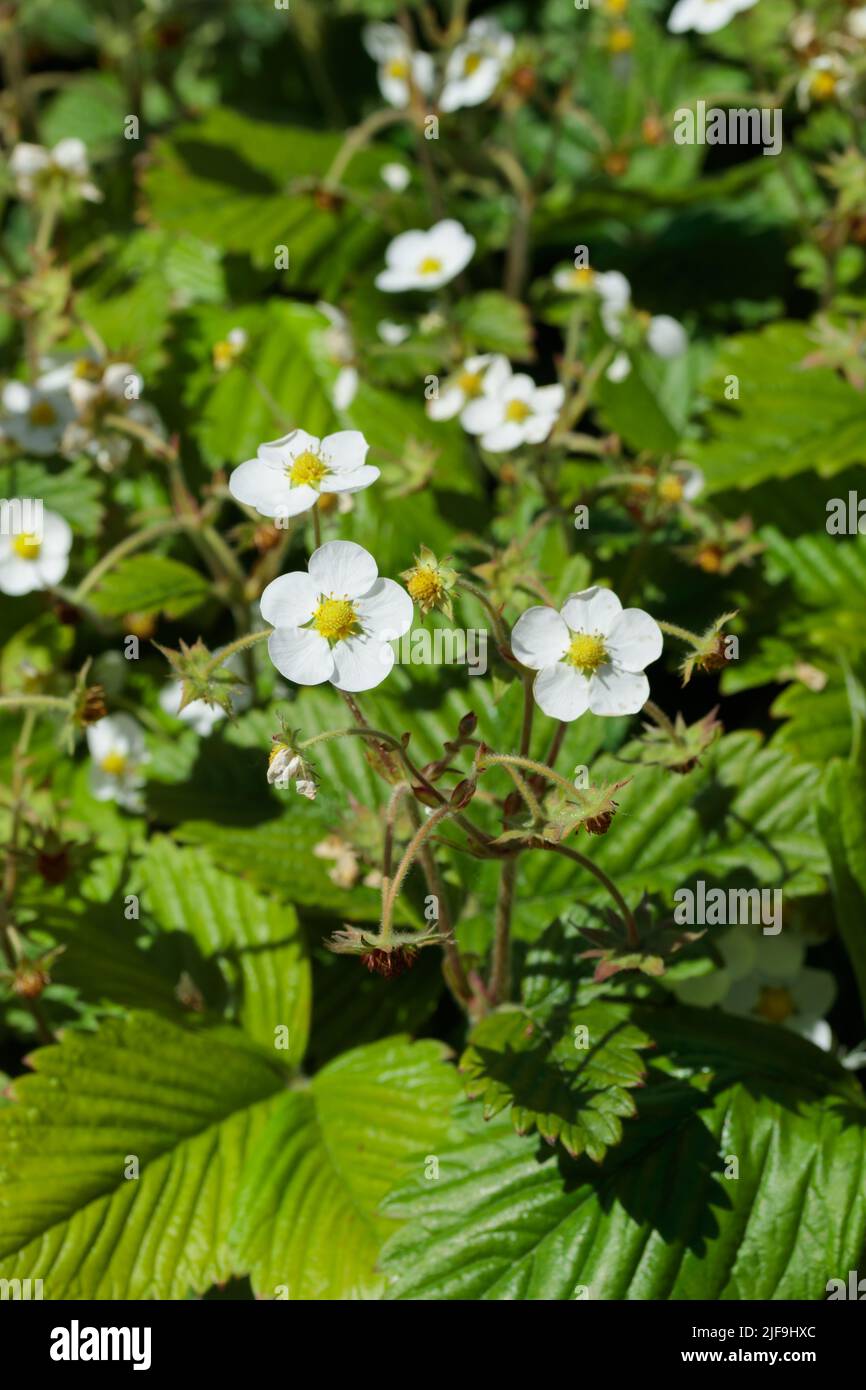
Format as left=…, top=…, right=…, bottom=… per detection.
left=363, top=22, right=434, bottom=108
left=596, top=270, right=633, bottom=336
left=667, top=0, right=758, bottom=36
left=659, top=461, right=704, bottom=504
left=848, top=7, right=866, bottom=39
left=512, top=586, right=663, bottom=721
left=317, top=303, right=359, bottom=411
left=0, top=378, right=75, bottom=455
left=9, top=137, right=102, bottom=203
left=229, top=429, right=379, bottom=521
left=426, top=353, right=497, bottom=422
left=552, top=264, right=598, bottom=295
left=381, top=162, right=411, bottom=192
left=796, top=54, right=851, bottom=110
left=260, top=540, right=413, bottom=693
left=723, top=934, right=836, bottom=1050
left=646, top=314, right=688, bottom=359
left=440, top=17, right=515, bottom=113
left=376, top=219, right=475, bottom=293
left=606, top=351, right=633, bottom=384
left=86, top=714, right=149, bottom=813
left=461, top=357, right=564, bottom=452
left=0, top=507, right=72, bottom=596
left=213, top=327, right=248, bottom=372
left=377, top=319, right=412, bottom=346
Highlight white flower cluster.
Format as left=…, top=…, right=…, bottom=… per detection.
left=0, top=353, right=163, bottom=469
left=553, top=265, right=687, bottom=382
left=8, top=137, right=101, bottom=204
left=426, top=354, right=564, bottom=453
left=363, top=18, right=515, bottom=114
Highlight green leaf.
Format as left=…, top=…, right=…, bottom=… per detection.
left=381, top=1010, right=866, bottom=1300
left=771, top=680, right=854, bottom=764
left=138, top=838, right=311, bottom=1059
left=689, top=323, right=866, bottom=493
left=90, top=554, right=210, bottom=619
left=454, top=292, right=534, bottom=358
left=0, top=1015, right=286, bottom=1299
left=0, top=458, right=103, bottom=534
left=460, top=1001, right=652, bottom=1161
left=229, top=1036, right=460, bottom=1299
left=818, top=761, right=866, bottom=1022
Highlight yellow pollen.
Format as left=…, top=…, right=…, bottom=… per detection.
left=407, top=568, right=442, bottom=605
left=312, top=597, right=358, bottom=642
left=12, top=532, right=41, bottom=560
left=659, top=476, right=684, bottom=504
left=463, top=52, right=483, bottom=77
left=289, top=450, right=328, bottom=487
left=387, top=59, right=409, bottom=79
left=456, top=370, right=483, bottom=397
left=571, top=267, right=594, bottom=288
left=418, top=256, right=444, bottom=277
left=608, top=26, right=634, bottom=54
left=101, top=751, right=128, bottom=777
left=754, top=985, right=796, bottom=1025
left=28, top=401, right=57, bottom=426
left=505, top=398, right=532, bottom=423
left=213, top=340, right=236, bottom=369
left=566, top=632, right=607, bottom=673
left=810, top=71, right=837, bottom=102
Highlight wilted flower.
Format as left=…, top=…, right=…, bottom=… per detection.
left=461, top=357, right=564, bottom=452
left=362, top=23, right=434, bottom=108
left=401, top=545, right=458, bottom=619
left=440, top=17, right=515, bottom=113
left=512, top=586, right=663, bottom=720
left=268, top=741, right=317, bottom=799
left=260, top=540, right=413, bottom=692
left=324, top=921, right=449, bottom=976
left=667, top=0, right=758, bottom=35
left=376, top=220, right=475, bottom=292
left=86, top=713, right=148, bottom=812
left=314, top=834, right=359, bottom=888
left=0, top=507, right=72, bottom=596
left=9, top=137, right=102, bottom=203
left=229, top=428, right=378, bottom=521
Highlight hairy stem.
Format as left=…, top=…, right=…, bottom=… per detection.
left=489, top=856, right=518, bottom=1005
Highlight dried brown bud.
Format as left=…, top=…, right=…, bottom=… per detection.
left=77, top=684, right=107, bottom=726
left=450, top=778, right=477, bottom=809
left=458, top=711, right=478, bottom=738
left=13, top=964, right=49, bottom=1000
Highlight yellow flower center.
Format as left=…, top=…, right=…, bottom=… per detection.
left=407, top=567, right=442, bottom=605
left=463, top=51, right=483, bottom=77
left=418, top=256, right=444, bottom=277
left=101, top=751, right=128, bottom=777
left=754, top=985, right=796, bottom=1025
left=312, top=597, right=359, bottom=642
left=457, top=369, right=483, bottom=397
left=289, top=450, right=328, bottom=487
left=810, top=70, right=837, bottom=101
left=28, top=401, right=57, bottom=426
left=608, top=26, right=634, bottom=54
left=658, top=476, right=684, bottom=504
left=74, top=358, right=102, bottom=380
left=605, top=0, right=628, bottom=12
left=505, top=398, right=532, bottom=423
left=571, top=267, right=594, bottom=288
left=12, top=532, right=41, bottom=560
left=213, top=340, right=236, bottom=369
left=565, top=632, right=607, bottom=674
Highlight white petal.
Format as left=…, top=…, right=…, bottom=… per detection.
left=363, top=22, right=404, bottom=61
left=506, top=373, right=536, bottom=402
left=752, top=932, right=805, bottom=977
left=322, top=430, right=369, bottom=472
left=333, top=367, right=359, bottom=411
left=40, top=510, right=72, bottom=555
left=427, top=387, right=464, bottom=421
left=532, top=384, right=566, bottom=413
left=275, top=486, right=319, bottom=519
left=521, top=411, right=558, bottom=445
left=587, top=665, right=649, bottom=716
left=647, top=315, right=688, bottom=359
left=229, top=457, right=287, bottom=512
left=331, top=635, right=395, bottom=692
left=52, top=137, right=88, bottom=172
left=258, top=429, right=320, bottom=465
left=356, top=578, right=414, bottom=641
left=2, top=380, right=32, bottom=413
left=481, top=422, right=525, bottom=452
left=461, top=398, right=503, bottom=435
left=793, top=1018, right=832, bottom=1051
left=605, top=608, right=663, bottom=672
left=560, top=586, right=623, bottom=638
left=512, top=606, right=570, bottom=669
left=792, top=967, right=837, bottom=1020
left=35, top=551, right=70, bottom=586
left=533, top=664, right=590, bottom=722
left=268, top=627, right=334, bottom=685
left=595, top=270, right=631, bottom=310
left=10, top=143, right=49, bottom=176
left=383, top=229, right=431, bottom=270
left=259, top=571, right=319, bottom=627
left=320, top=464, right=380, bottom=494
left=606, top=351, right=632, bottom=383
left=0, top=557, right=41, bottom=595
left=308, top=540, right=377, bottom=598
